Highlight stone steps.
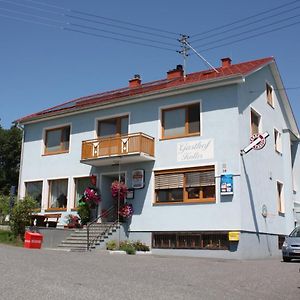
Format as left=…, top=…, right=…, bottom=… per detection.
left=58, top=222, right=118, bottom=251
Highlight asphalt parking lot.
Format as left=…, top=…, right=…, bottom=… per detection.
left=0, top=244, right=299, bottom=300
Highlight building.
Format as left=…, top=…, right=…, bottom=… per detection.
left=16, top=57, right=300, bottom=258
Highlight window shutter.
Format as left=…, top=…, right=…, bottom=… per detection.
left=186, top=170, right=215, bottom=187
left=155, top=173, right=184, bottom=189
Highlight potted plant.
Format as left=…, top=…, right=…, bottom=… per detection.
left=66, top=214, right=81, bottom=228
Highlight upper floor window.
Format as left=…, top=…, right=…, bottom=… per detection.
left=97, top=116, right=128, bottom=138
left=250, top=109, right=261, bottom=135
left=274, top=129, right=282, bottom=153
left=45, top=126, right=70, bottom=155
left=25, top=181, right=43, bottom=208
left=266, top=83, right=274, bottom=107
left=162, top=103, right=200, bottom=139
left=154, top=166, right=215, bottom=204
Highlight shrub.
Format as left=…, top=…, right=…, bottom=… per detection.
left=77, top=202, right=90, bottom=225
left=120, top=241, right=136, bottom=255
left=132, top=241, right=150, bottom=252
left=9, top=196, right=36, bottom=240
left=0, top=195, right=10, bottom=224
left=106, top=240, right=117, bottom=251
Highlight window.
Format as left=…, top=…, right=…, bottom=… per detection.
left=152, top=232, right=229, bottom=250
left=250, top=109, right=261, bottom=135
left=277, top=181, right=284, bottom=214
left=48, top=179, right=68, bottom=209
left=155, top=166, right=215, bottom=204
left=45, top=126, right=70, bottom=155
left=97, top=116, right=128, bottom=138
left=25, top=181, right=43, bottom=208
left=162, top=103, right=200, bottom=139
left=74, top=177, right=91, bottom=208
left=274, top=129, right=282, bottom=153
left=266, top=83, right=274, bottom=107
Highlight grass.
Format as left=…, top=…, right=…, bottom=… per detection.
left=0, top=230, right=23, bottom=247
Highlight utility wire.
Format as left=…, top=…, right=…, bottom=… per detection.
left=0, top=6, right=65, bottom=24
left=190, top=0, right=299, bottom=38
left=198, top=19, right=300, bottom=52
left=0, top=12, right=62, bottom=28
left=24, top=0, right=67, bottom=11
left=65, top=14, right=177, bottom=41
left=192, top=5, right=300, bottom=43
left=194, top=13, right=300, bottom=49
left=0, top=0, right=63, bottom=16
left=63, top=27, right=176, bottom=52
left=69, top=23, right=178, bottom=47
left=70, top=9, right=179, bottom=36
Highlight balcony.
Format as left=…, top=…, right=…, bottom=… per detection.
left=81, top=132, right=155, bottom=166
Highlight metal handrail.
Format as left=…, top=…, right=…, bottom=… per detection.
left=86, top=206, right=117, bottom=251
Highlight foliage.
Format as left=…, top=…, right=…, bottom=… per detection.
left=0, top=229, right=23, bottom=246
left=9, top=196, right=36, bottom=240
left=132, top=241, right=150, bottom=252
left=0, top=124, right=22, bottom=195
left=119, top=240, right=136, bottom=255
left=119, top=203, right=134, bottom=218
left=77, top=202, right=90, bottom=225
left=66, top=214, right=81, bottom=228
left=0, top=194, right=10, bottom=224
left=106, top=240, right=117, bottom=251
left=111, top=180, right=128, bottom=201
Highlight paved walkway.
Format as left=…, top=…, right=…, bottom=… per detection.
left=0, top=244, right=299, bottom=299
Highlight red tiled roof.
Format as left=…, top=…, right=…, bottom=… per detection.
left=17, top=57, right=273, bottom=123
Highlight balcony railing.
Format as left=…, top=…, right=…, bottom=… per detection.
left=81, top=132, right=155, bottom=162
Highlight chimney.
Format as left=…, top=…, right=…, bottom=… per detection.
left=167, top=65, right=184, bottom=80
left=129, top=74, right=141, bottom=88
left=221, top=57, right=232, bottom=68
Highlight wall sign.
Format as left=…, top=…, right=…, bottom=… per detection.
left=220, top=174, right=233, bottom=195
left=177, top=139, right=214, bottom=162
left=126, top=188, right=134, bottom=200
left=132, top=169, right=144, bottom=189
left=228, top=231, right=240, bottom=241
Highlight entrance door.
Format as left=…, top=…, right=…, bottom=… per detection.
left=101, top=172, right=126, bottom=221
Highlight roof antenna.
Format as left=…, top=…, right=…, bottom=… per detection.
left=178, top=34, right=219, bottom=75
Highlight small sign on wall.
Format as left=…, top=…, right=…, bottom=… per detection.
left=132, top=169, right=145, bottom=189
left=220, top=174, right=233, bottom=195
left=228, top=231, right=240, bottom=241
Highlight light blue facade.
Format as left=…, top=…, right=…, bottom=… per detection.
left=18, top=60, right=300, bottom=258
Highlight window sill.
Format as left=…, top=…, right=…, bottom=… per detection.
left=153, top=199, right=216, bottom=205
left=275, top=149, right=282, bottom=155
left=45, top=208, right=67, bottom=212
left=43, top=150, right=69, bottom=156
left=278, top=212, right=285, bottom=217
left=160, top=133, right=200, bottom=141
left=267, top=101, right=275, bottom=109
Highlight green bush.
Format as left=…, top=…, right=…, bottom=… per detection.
left=0, top=229, right=23, bottom=246
left=0, top=195, right=10, bottom=224
left=106, top=240, right=117, bottom=250
left=77, top=203, right=90, bottom=225
left=120, top=241, right=136, bottom=255
left=132, top=241, right=150, bottom=252
left=9, top=196, right=36, bottom=240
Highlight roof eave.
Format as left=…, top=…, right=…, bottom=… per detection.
left=17, top=74, right=245, bottom=126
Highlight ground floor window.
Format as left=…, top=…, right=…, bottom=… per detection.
left=48, top=179, right=68, bottom=209
left=25, top=181, right=43, bottom=208
left=74, top=177, right=91, bottom=207
left=154, top=166, right=215, bottom=204
left=152, top=232, right=229, bottom=250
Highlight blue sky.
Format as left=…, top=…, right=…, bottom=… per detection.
left=0, top=0, right=299, bottom=129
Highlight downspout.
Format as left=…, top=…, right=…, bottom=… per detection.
left=14, top=122, right=24, bottom=200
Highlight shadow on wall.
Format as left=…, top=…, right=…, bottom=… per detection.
left=241, top=155, right=260, bottom=242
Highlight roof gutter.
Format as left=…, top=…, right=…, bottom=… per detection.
left=18, top=74, right=245, bottom=125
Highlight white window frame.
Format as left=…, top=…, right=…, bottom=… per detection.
left=274, top=128, right=282, bottom=154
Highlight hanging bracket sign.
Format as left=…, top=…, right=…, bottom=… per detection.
left=241, top=131, right=269, bottom=155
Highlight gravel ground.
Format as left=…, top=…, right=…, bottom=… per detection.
left=0, top=244, right=299, bottom=300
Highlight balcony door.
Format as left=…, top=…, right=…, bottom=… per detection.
left=97, top=116, right=128, bottom=138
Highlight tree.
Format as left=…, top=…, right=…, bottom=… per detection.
left=0, top=123, right=22, bottom=195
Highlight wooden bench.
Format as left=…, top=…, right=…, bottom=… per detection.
left=30, top=214, right=61, bottom=228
